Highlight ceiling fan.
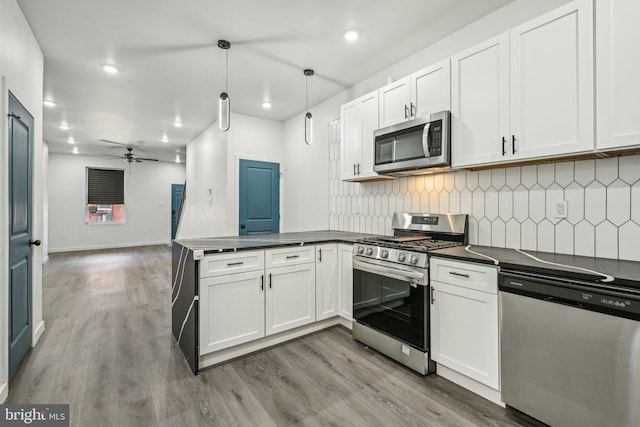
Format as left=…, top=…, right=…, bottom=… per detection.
left=100, top=139, right=158, bottom=163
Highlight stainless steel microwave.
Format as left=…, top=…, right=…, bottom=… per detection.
left=373, top=111, right=450, bottom=175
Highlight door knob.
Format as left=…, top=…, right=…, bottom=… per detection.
left=29, top=239, right=41, bottom=247
left=240, top=224, right=246, bottom=229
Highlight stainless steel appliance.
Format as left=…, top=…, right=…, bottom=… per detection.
left=352, top=212, right=468, bottom=374
left=500, top=270, right=640, bottom=427
left=373, top=111, right=450, bottom=176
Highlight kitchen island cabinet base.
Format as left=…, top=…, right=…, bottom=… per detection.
left=436, top=364, right=504, bottom=407
left=199, top=317, right=352, bottom=369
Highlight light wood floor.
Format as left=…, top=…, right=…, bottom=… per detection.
left=8, top=245, right=539, bottom=426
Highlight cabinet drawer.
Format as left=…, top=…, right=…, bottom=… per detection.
left=430, top=257, right=497, bottom=294
left=265, top=246, right=315, bottom=268
left=200, top=251, right=265, bottom=278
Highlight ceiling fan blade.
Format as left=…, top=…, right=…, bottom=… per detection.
left=136, top=157, right=159, bottom=162
left=100, top=139, right=128, bottom=146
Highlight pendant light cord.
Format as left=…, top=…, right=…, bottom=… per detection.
left=305, top=75, right=309, bottom=112
left=225, top=49, right=229, bottom=93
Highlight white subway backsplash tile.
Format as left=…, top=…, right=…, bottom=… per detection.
left=328, top=119, right=640, bottom=261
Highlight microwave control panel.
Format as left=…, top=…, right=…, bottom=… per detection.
left=429, top=121, right=442, bottom=157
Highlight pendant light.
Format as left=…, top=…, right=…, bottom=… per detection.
left=218, top=40, right=231, bottom=132
left=304, top=69, right=314, bottom=145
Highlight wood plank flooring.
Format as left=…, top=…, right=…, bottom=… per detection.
left=7, top=245, right=539, bottom=426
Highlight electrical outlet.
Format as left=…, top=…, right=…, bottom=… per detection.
left=353, top=199, right=362, bottom=214
left=554, top=200, right=568, bottom=219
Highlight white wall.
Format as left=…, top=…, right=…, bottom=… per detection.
left=42, top=142, right=49, bottom=261
left=0, top=0, right=44, bottom=402
left=280, top=0, right=571, bottom=232
left=179, top=113, right=283, bottom=239
left=48, top=153, right=185, bottom=252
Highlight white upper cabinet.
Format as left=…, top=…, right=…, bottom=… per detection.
left=340, top=90, right=380, bottom=181
left=596, top=0, right=640, bottom=150
left=452, top=34, right=510, bottom=168
left=411, top=59, right=451, bottom=119
left=510, top=0, right=594, bottom=159
left=378, top=76, right=412, bottom=128
left=452, top=0, right=593, bottom=168
left=378, top=59, right=451, bottom=128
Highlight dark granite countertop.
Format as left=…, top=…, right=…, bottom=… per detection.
left=175, top=230, right=380, bottom=254
left=429, top=245, right=640, bottom=290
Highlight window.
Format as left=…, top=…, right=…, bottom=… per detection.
left=86, top=167, right=125, bottom=224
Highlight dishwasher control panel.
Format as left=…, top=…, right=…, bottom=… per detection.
left=499, top=272, right=640, bottom=322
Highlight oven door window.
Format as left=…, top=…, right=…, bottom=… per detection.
left=353, top=268, right=427, bottom=351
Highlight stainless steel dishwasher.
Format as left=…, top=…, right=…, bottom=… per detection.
left=499, top=269, right=640, bottom=427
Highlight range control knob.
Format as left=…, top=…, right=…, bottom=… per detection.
left=365, top=247, right=374, bottom=256
left=356, top=246, right=364, bottom=255
left=410, top=254, right=419, bottom=265
left=397, top=252, right=406, bottom=262
left=381, top=250, right=389, bottom=259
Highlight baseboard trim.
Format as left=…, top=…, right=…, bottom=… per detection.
left=0, top=381, right=7, bottom=403
left=42, top=256, right=49, bottom=264
left=49, top=241, right=171, bottom=253
left=436, top=364, right=504, bottom=407
left=33, top=321, right=45, bottom=346
left=200, top=316, right=351, bottom=370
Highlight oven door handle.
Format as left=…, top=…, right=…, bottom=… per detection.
left=353, top=258, right=425, bottom=283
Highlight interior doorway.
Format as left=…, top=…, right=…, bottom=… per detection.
left=238, top=159, right=280, bottom=235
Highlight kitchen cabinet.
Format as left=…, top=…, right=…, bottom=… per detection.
left=340, top=90, right=380, bottom=181
left=452, top=0, right=593, bottom=167
left=264, top=246, right=316, bottom=336
left=430, top=257, right=499, bottom=390
left=199, top=251, right=266, bottom=355
left=378, top=59, right=451, bottom=128
left=596, top=0, right=640, bottom=151
left=338, top=244, right=354, bottom=320
left=316, top=244, right=338, bottom=321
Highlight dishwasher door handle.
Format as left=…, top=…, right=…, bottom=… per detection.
left=543, top=296, right=584, bottom=309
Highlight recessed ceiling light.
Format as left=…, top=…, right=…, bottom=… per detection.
left=43, top=99, right=56, bottom=107
left=67, top=137, right=75, bottom=144
left=173, top=120, right=183, bottom=128
left=162, top=134, right=169, bottom=143
left=102, top=64, right=118, bottom=74
left=72, top=147, right=79, bottom=154
left=344, top=29, right=359, bottom=42
left=60, top=122, right=70, bottom=130
left=262, top=101, right=272, bottom=109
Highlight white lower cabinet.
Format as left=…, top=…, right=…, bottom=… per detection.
left=200, top=270, right=265, bottom=355
left=265, top=262, right=316, bottom=335
left=338, top=244, right=354, bottom=320
left=316, top=244, right=338, bottom=321
left=430, top=258, right=499, bottom=391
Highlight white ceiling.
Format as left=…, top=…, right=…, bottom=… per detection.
left=17, top=0, right=512, bottom=162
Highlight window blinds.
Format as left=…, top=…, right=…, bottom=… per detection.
left=87, top=168, right=124, bottom=204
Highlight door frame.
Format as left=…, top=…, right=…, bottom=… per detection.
left=234, top=154, right=283, bottom=235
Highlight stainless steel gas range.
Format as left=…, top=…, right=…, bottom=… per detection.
left=352, top=212, right=468, bottom=374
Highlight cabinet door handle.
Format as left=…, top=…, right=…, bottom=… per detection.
left=353, top=163, right=356, bottom=176
left=430, top=287, right=435, bottom=305
left=502, top=136, right=506, bottom=156
left=410, top=102, right=415, bottom=118
left=227, top=261, right=244, bottom=266
left=318, top=248, right=322, bottom=262
left=512, top=135, right=516, bottom=154
left=449, top=271, right=470, bottom=278
left=268, top=273, right=272, bottom=289
left=357, top=163, right=361, bottom=175
left=286, top=255, right=300, bottom=259
left=260, top=275, right=264, bottom=291
left=404, top=104, right=409, bottom=119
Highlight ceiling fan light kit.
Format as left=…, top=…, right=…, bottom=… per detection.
left=218, top=39, right=231, bottom=132
left=304, top=69, right=314, bottom=145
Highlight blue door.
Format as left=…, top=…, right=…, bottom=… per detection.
left=239, top=159, right=279, bottom=235
left=8, top=93, right=34, bottom=379
left=171, top=183, right=185, bottom=240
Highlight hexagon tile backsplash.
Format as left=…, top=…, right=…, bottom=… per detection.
left=328, top=119, right=640, bottom=262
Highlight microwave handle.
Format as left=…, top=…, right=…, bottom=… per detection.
left=422, top=122, right=431, bottom=157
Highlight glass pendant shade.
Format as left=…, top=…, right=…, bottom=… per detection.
left=219, top=92, right=230, bottom=131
